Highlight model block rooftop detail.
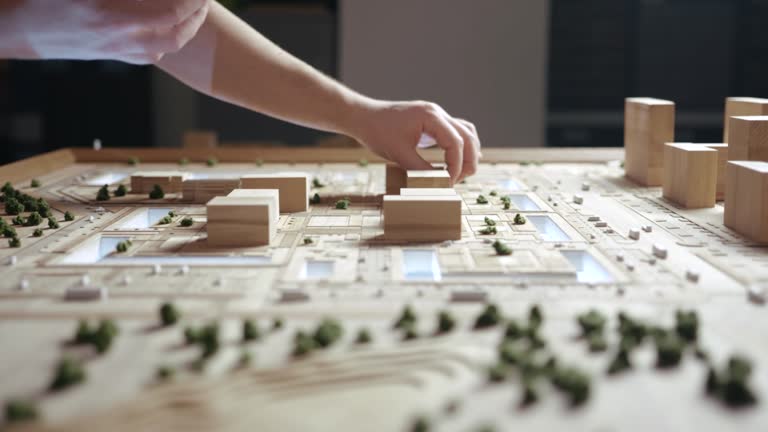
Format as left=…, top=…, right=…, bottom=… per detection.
left=206, top=190, right=279, bottom=247
left=240, top=173, right=309, bottom=213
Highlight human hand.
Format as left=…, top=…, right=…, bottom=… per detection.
left=353, top=100, right=481, bottom=184
left=5, top=0, right=210, bottom=64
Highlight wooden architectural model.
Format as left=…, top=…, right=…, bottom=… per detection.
left=662, top=143, right=718, bottom=208
left=723, top=97, right=768, bottom=142
left=130, top=171, right=189, bottom=194
left=182, top=130, right=219, bottom=148
left=241, top=173, right=309, bottom=213
left=3, top=98, right=768, bottom=431
left=405, top=170, right=452, bottom=188
left=727, top=115, right=768, bottom=162
left=724, top=161, right=768, bottom=243
left=702, top=143, right=729, bottom=200
left=206, top=190, right=279, bottom=246
left=624, top=97, right=675, bottom=186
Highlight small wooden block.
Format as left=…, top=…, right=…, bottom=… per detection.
left=227, top=189, right=280, bottom=223
left=723, top=97, right=768, bottom=142
left=400, top=188, right=457, bottom=196
left=727, top=116, right=768, bottom=162
left=182, top=179, right=241, bottom=203
left=206, top=196, right=277, bottom=246
left=624, top=97, right=676, bottom=186
left=182, top=130, right=218, bottom=149
left=383, top=195, right=462, bottom=241
left=130, top=171, right=189, bottom=194
left=406, top=170, right=452, bottom=188
left=240, top=173, right=309, bottom=213
left=701, top=144, right=728, bottom=200
left=662, top=143, right=718, bottom=208
left=386, top=163, right=447, bottom=195
left=724, top=161, right=768, bottom=243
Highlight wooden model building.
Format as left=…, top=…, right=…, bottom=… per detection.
left=1, top=98, right=768, bottom=432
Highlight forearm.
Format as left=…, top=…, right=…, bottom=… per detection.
left=157, top=2, right=372, bottom=139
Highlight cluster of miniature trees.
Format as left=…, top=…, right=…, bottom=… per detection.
left=1, top=182, right=72, bottom=248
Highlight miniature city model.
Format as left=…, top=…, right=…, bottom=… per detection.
left=1, top=98, right=768, bottom=432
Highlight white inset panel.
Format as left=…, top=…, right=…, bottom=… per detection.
left=402, top=249, right=442, bottom=282
left=115, top=208, right=172, bottom=230
left=528, top=215, right=571, bottom=242
left=301, top=261, right=335, bottom=280
left=85, top=172, right=128, bottom=186
left=561, top=250, right=614, bottom=284
left=509, top=194, right=541, bottom=211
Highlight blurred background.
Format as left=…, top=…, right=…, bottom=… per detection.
left=2, top=0, right=768, bottom=164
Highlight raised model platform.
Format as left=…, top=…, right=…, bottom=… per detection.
left=0, top=146, right=766, bottom=432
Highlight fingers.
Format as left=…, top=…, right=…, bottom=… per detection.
left=449, top=118, right=481, bottom=182
left=422, top=107, right=464, bottom=184
left=393, top=147, right=434, bottom=172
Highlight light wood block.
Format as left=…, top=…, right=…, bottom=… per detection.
left=662, top=143, right=718, bottom=208
left=182, top=179, right=241, bottom=203
left=240, top=173, right=309, bottom=213
left=724, top=161, right=768, bottom=243
left=400, top=188, right=457, bottom=196
left=624, top=97, right=676, bottom=186
left=383, top=195, right=462, bottom=241
left=227, top=189, right=280, bottom=223
left=727, top=116, right=768, bottom=162
left=723, top=97, right=768, bottom=142
left=206, top=196, right=277, bottom=246
left=130, top=171, right=189, bottom=194
left=183, top=130, right=218, bottom=149
left=701, top=144, right=728, bottom=200
left=385, top=164, right=408, bottom=195
left=406, top=170, right=452, bottom=188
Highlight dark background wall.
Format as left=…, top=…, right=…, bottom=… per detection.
left=547, top=0, right=768, bottom=147
left=2, top=0, right=768, bottom=164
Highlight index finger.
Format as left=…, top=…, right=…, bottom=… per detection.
left=423, top=113, right=464, bottom=184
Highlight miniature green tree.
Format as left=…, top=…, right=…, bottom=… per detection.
left=49, top=356, right=85, bottom=391
left=492, top=240, right=512, bottom=256
left=3, top=225, right=17, bottom=238
left=115, top=241, right=130, bottom=253
left=157, top=215, right=173, bottom=225
left=184, top=326, right=201, bottom=345
left=159, top=302, right=180, bottom=326
left=335, top=197, right=351, bottom=209
left=528, top=305, right=543, bottom=329
left=393, top=305, right=417, bottom=330
left=128, top=156, right=140, bottom=166
left=474, top=303, right=502, bottom=329
left=5, top=197, right=24, bottom=215
left=312, top=178, right=325, bottom=188
left=436, top=310, right=456, bottom=334
left=501, top=196, right=511, bottom=210
left=479, top=226, right=497, bottom=235
left=674, top=310, right=699, bottom=343
left=255, top=159, right=264, bottom=167
left=8, top=237, right=20, bottom=248
left=272, top=317, right=284, bottom=330
left=24, top=212, right=42, bottom=226
left=1, top=181, right=14, bottom=195
left=114, top=184, right=127, bottom=197
left=607, top=347, right=632, bottom=375
left=520, top=383, right=539, bottom=407
left=243, top=319, right=261, bottom=342
left=358, top=158, right=369, bottom=167
left=179, top=217, right=194, bottom=227
left=293, top=331, right=317, bottom=357
left=551, top=367, right=591, bottom=406
left=513, top=213, right=527, bottom=225
left=11, top=215, right=24, bottom=226
left=410, top=416, right=430, bottom=432
left=313, top=318, right=343, bottom=348
left=487, top=362, right=509, bottom=383
left=199, top=322, right=220, bottom=358
left=577, top=309, right=606, bottom=337
left=149, top=184, right=165, bottom=199
left=402, top=323, right=419, bottom=340
left=30, top=179, right=41, bottom=188
left=33, top=228, right=43, bottom=237
left=355, top=328, right=372, bottom=344
left=476, top=195, right=488, bottom=204
left=64, top=211, right=75, bottom=221
left=179, top=157, right=189, bottom=166
left=156, top=365, right=175, bottom=381
left=4, top=399, right=38, bottom=423
left=36, top=198, right=51, bottom=217
left=655, top=332, right=684, bottom=368
left=96, top=185, right=110, bottom=201
left=309, top=193, right=321, bottom=204
left=206, top=157, right=218, bottom=167
left=303, top=237, right=313, bottom=245
left=484, top=217, right=496, bottom=226
left=48, top=218, right=59, bottom=229
left=489, top=190, right=498, bottom=196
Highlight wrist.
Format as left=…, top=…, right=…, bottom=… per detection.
left=338, top=94, right=382, bottom=144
